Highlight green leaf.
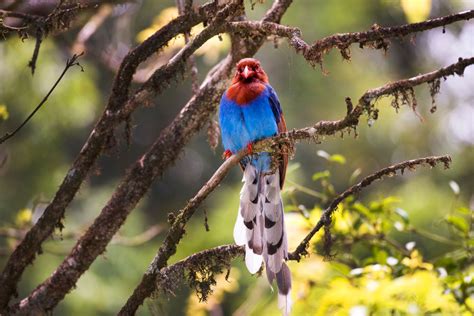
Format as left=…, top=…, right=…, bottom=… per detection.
left=445, top=215, right=469, bottom=234
left=331, top=262, right=352, bottom=276
left=329, top=154, right=346, bottom=165
left=312, top=170, right=330, bottom=181
left=455, top=207, right=470, bottom=215
left=374, top=248, right=388, bottom=264
left=352, top=202, right=371, bottom=218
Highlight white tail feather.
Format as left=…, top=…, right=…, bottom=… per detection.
left=245, top=246, right=263, bottom=274
left=234, top=164, right=292, bottom=315
left=233, top=211, right=246, bottom=246
left=278, top=293, right=292, bottom=316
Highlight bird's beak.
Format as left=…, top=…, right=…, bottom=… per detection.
left=243, top=66, right=250, bottom=79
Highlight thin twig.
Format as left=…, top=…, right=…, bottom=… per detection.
left=289, top=155, right=452, bottom=260
left=177, top=0, right=200, bottom=94
left=28, top=26, right=43, bottom=75
left=0, top=53, right=84, bottom=145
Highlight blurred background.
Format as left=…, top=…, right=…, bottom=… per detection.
left=0, top=0, right=473, bottom=315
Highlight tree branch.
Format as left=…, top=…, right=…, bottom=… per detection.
left=0, top=53, right=83, bottom=144
left=0, top=1, right=132, bottom=38
left=177, top=0, right=200, bottom=94
left=227, top=9, right=474, bottom=66
left=289, top=155, right=452, bottom=260
left=268, top=56, right=474, bottom=145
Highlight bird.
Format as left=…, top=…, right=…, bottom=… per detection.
left=219, top=58, right=292, bottom=315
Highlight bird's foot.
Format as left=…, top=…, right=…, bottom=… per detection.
left=222, top=149, right=233, bottom=160
left=247, top=143, right=253, bottom=154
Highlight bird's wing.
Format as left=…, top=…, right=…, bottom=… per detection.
left=268, top=86, right=288, bottom=189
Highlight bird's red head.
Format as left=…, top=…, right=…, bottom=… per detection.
left=232, top=58, right=269, bottom=84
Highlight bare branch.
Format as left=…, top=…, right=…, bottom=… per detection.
left=71, top=5, right=113, bottom=54
left=305, top=9, right=474, bottom=65
left=0, top=224, right=163, bottom=247
left=0, top=53, right=83, bottom=144
left=289, top=155, right=452, bottom=261
left=177, top=0, right=200, bottom=94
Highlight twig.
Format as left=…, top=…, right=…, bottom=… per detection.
left=111, top=224, right=164, bottom=247
left=289, top=155, right=452, bottom=260
left=0, top=53, right=83, bottom=145
left=177, top=0, right=200, bottom=94
left=0, top=224, right=163, bottom=247
left=71, top=5, right=113, bottom=54
left=28, top=26, right=43, bottom=75
left=0, top=10, right=39, bottom=22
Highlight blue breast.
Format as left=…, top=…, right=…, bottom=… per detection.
left=219, top=86, right=278, bottom=172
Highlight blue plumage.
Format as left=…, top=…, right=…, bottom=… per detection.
left=219, top=85, right=280, bottom=171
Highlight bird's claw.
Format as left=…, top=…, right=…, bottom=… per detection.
left=247, top=143, right=253, bottom=154
left=222, top=149, right=233, bottom=160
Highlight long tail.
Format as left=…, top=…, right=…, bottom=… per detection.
left=234, top=164, right=292, bottom=315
